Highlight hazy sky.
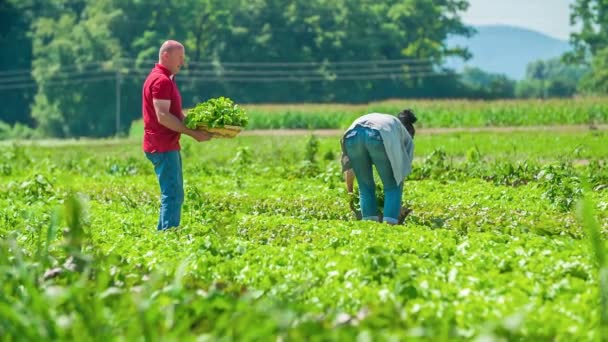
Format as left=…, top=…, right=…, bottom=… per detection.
left=462, top=0, right=576, bottom=40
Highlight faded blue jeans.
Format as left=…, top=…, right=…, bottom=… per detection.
left=145, top=150, right=184, bottom=230
left=344, top=125, right=403, bottom=224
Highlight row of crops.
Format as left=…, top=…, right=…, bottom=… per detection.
left=1, top=129, right=606, bottom=339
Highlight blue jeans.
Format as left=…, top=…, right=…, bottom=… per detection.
left=145, top=151, right=184, bottom=230
left=345, top=125, right=403, bottom=224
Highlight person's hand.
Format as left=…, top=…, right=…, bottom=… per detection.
left=347, top=192, right=362, bottom=220
left=398, top=206, right=412, bottom=224
left=187, top=129, right=212, bottom=142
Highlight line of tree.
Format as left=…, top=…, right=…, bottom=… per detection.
left=0, top=0, right=606, bottom=138
left=460, top=57, right=589, bottom=100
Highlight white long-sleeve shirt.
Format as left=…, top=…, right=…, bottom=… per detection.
left=340, top=113, right=415, bottom=184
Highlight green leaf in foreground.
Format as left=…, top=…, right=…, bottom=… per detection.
left=577, top=182, right=608, bottom=338
left=185, top=97, right=249, bottom=129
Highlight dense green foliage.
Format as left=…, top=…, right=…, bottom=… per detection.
left=2, top=0, right=607, bottom=137
left=458, top=67, right=516, bottom=99
left=185, top=97, right=249, bottom=129
left=0, top=129, right=606, bottom=339
left=569, top=0, right=608, bottom=93
left=0, top=0, right=35, bottom=127
left=516, top=58, right=589, bottom=98
left=0, top=0, right=473, bottom=137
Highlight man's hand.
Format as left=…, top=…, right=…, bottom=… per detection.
left=398, top=206, right=412, bottom=224
left=344, top=169, right=355, bottom=193
left=186, top=129, right=212, bottom=142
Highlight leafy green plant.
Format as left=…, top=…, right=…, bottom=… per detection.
left=349, top=180, right=385, bottom=219
left=185, top=97, right=249, bottom=129
left=1, top=130, right=607, bottom=340
left=305, top=134, right=319, bottom=163
left=231, top=146, right=252, bottom=188
left=537, top=163, right=583, bottom=212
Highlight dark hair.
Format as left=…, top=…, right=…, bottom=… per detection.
left=398, top=108, right=417, bottom=138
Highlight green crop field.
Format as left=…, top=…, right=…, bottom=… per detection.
left=129, top=97, right=608, bottom=135
left=244, top=98, right=608, bottom=129
left=1, top=129, right=607, bottom=340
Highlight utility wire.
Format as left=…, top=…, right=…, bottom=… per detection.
left=128, top=57, right=437, bottom=68
left=0, top=69, right=116, bottom=84
left=152, top=71, right=454, bottom=83
left=0, top=75, right=117, bottom=91
left=0, top=62, right=455, bottom=90
left=0, top=61, right=108, bottom=76
left=122, top=66, right=437, bottom=77
left=0, top=57, right=443, bottom=80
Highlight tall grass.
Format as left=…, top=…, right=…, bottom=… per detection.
left=578, top=182, right=608, bottom=340
left=129, top=97, right=608, bottom=135
left=245, top=97, right=608, bottom=129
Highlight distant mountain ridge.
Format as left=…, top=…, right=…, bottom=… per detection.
left=446, top=25, right=571, bottom=80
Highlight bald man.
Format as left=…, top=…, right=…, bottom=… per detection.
left=142, top=40, right=210, bottom=231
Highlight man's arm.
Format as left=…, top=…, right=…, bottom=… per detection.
left=344, top=169, right=355, bottom=193
left=153, top=99, right=210, bottom=141
left=340, top=136, right=355, bottom=193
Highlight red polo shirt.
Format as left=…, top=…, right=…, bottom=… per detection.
left=142, top=63, right=184, bottom=153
